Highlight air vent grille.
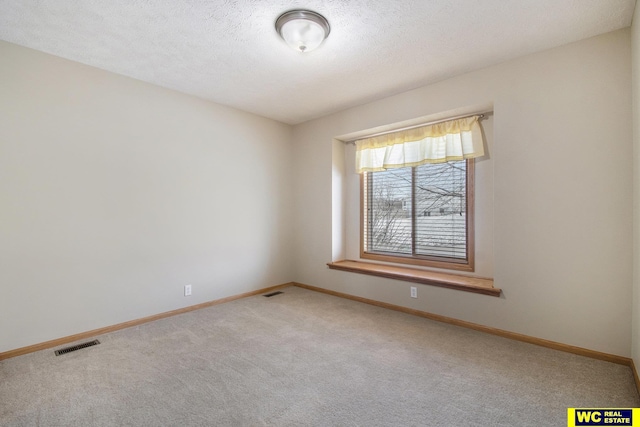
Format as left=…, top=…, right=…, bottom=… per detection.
left=54, top=339, right=100, bottom=356
left=263, top=291, right=284, bottom=298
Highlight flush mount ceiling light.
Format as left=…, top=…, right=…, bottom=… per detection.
left=275, top=10, right=330, bottom=53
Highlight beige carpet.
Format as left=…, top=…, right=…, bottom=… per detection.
left=1, top=285, right=638, bottom=426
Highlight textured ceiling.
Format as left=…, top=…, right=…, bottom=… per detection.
left=0, top=0, right=636, bottom=124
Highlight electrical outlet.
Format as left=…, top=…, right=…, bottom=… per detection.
left=410, top=286, right=417, bottom=298
left=184, top=284, right=192, bottom=296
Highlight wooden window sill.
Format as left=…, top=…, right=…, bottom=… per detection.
left=327, top=260, right=500, bottom=297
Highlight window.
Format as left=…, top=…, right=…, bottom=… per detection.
left=354, top=114, right=485, bottom=272
left=361, top=159, right=474, bottom=271
left=328, top=113, right=494, bottom=293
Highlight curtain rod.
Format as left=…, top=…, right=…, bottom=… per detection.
left=344, top=111, right=493, bottom=145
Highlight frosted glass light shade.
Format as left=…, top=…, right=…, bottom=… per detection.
left=276, top=10, right=330, bottom=53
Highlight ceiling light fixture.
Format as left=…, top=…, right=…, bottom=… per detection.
left=275, top=10, right=330, bottom=53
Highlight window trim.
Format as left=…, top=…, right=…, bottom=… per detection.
left=327, top=260, right=498, bottom=296
left=360, top=159, right=475, bottom=272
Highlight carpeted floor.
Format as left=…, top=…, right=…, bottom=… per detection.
left=1, top=285, right=638, bottom=426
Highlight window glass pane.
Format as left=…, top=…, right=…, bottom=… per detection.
left=367, top=168, right=412, bottom=254
left=415, top=161, right=466, bottom=259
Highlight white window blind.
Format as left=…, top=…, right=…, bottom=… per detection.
left=363, top=160, right=469, bottom=262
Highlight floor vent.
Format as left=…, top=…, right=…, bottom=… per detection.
left=263, top=291, right=284, bottom=298
left=54, top=339, right=100, bottom=356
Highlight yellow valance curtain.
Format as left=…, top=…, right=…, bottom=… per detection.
left=355, top=115, right=485, bottom=173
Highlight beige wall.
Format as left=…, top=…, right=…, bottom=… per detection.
left=632, top=2, right=640, bottom=369
left=0, top=41, right=294, bottom=353
left=1, top=26, right=635, bottom=360
left=292, top=29, right=633, bottom=356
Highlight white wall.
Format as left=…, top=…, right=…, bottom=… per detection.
left=0, top=41, right=293, bottom=353
left=632, top=2, right=640, bottom=369
left=292, top=29, right=633, bottom=357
